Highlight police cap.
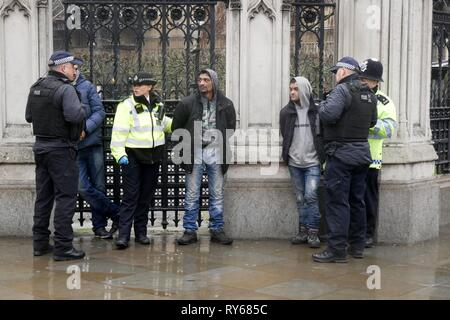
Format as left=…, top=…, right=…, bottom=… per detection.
left=360, top=58, right=384, bottom=82
left=129, top=72, right=157, bottom=86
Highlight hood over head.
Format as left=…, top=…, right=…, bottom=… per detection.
left=292, top=76, right=312, bottom=109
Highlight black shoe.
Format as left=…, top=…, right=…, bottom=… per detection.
left=365, top=237, right=375, bottom=248
left=109, top=217, right=119, bottom=235
left=94, top=227, right=113, bottom=239
left=210, top=228, right=233, bottom=245
left=177, top=230, right=198, bottom=245
left=115, top=238, right=129, bottom=250
left=291, top=225, right=308, bottom=245
left=307, top=229, right=321, bottom=249
left=348, top=247, right=364, bottom=259
left=135, top=235, right=151, bottom=245
left=312, top=249, right=348, bottom=263
left=33, top=244, right=53, bottom=257
left=53, top=248, right=85, bottom=261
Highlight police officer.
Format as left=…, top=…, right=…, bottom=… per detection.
left=359, top=59, right=397, bottom=248
left=25, top=51, right=86, bottom=261
left=312, top=57, right=378, bottom=263
left=111, top=72, right=172, bottom=249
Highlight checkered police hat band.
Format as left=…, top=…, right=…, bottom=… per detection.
left=49, top=56, right=75, bottom=66
left=335, top=62, right=357, bottom=71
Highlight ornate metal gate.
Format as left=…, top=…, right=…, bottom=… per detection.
left=291, top=0, right=336, bottom=100
left=432, top=0, right=450, bottom=174
left=60, top=0, right=229, bottom=228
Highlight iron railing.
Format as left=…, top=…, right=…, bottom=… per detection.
left=432, top=0, right=450, bottom=174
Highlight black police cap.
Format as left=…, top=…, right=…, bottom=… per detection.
left=129, top=72, right=157, bottom=85
left=360, top=58, right=384, bottom=82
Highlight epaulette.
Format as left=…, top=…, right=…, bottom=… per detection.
left=376, top=94, right=390, bottom=105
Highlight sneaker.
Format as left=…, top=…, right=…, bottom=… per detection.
left=312, top=249, right=348, bottom=263
left=33, top=244, right=54, bottom=257
left=291, top=225, right=308, bottom=245
left=210, top=228, right=233, bottom=245
left=109, top=217, right=119, bottom=235
left=177, top=230, right=198, bottom=245
left=365, top=237, right=375, bottom=248
left=307, top=229, right=321, bottom=249
left=348, top=247, right=364, bottom=259
left=94, top=227, right=113, bottom=239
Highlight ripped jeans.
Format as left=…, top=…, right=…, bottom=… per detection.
left=288, top=165, right=321, bottom=230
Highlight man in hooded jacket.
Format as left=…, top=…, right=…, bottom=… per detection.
left=172, top=69, right=236, bottom=245
left=280, top=77, right=325, bottom=248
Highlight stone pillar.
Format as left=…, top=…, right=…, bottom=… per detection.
left=337, top=0, right=439, bottom=243
left=0, top=0, right=53, bottom=236
left=224, top=0, right=295, bottom=239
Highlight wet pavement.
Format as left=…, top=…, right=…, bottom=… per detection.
left=1, top=226, right=450, bottom=300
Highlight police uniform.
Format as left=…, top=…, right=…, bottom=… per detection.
left=25, top=51, right=86, bottom=260
left=111, top=72, right=172, bottom=248
left=313, top=57, right=378, bottom=263
left=360, top=59, right=398, bottom=246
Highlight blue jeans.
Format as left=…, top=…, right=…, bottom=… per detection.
left=183, top=162, right=225, bottom=232
left=78, top=145, right=119, bottom=230
left=288, top=165, right=321, bottom=230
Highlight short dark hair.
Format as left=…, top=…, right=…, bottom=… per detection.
left=290, top=78, right=297, bottom=85
left=198, top=71, right=211, bottom=79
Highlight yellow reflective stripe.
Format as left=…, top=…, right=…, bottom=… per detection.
left=125, top=138, right=165, bottom=147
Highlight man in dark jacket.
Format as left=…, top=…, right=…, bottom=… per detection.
left=25, top=51, right=86, bottom=261
left=312, top=57, right=378, bottom=263
left=280, top=76, right=325, bottom=248
left=74, top=67, right=119, bottom=239
left=172, top=69, right=236, bottom=245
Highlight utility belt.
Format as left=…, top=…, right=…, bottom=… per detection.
left=126, top=146, right=164, bottom=165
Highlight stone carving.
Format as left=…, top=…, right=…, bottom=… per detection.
left=37, top=0, right=48, bottom=8
left=282, top=0, right=292, bottom=11
left=229, top=0, right=242, bottom=10
left=248, top=0, right=275, bottom=20
left=0, top=0, right=31, bottom=17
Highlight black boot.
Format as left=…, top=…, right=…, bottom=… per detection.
left=291, top=224, right=308, bottom=245
left=177, top=230, right=198, bottom=245
left=307, top=229, right=321, bottom=248
left=135, top=235, right=151, bottom=245
left=115, top=237, right=129, bottom=250
left=53, top=248, right=86, bottom=261
left=312, top=249, right=348, bottom=263
left=210, top=228, right=233, bottom=245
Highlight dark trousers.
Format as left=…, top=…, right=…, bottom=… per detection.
left=365, top=168, right=380, bottom=239
left=33, top=148, right=79, bottom=255
left=118, top=155, right=159, bottom=241
left=324, top=156, right=369, bottom=257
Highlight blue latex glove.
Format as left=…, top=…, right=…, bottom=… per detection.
left=118, top=156, right=129, bottom=166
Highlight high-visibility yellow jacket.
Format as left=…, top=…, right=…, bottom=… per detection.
left=368, top=90, right=397, bottom=169
left=110, top=94, right=172, bottom=163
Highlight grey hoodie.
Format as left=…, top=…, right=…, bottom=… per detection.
left=199, top=69, right=219, bottom=144
left=288, top=76, right=320, bottom=168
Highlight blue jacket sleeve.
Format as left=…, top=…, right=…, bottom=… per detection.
left=318, top=84, right=352, bottom=124
left=84, top=84, right=105, bottom=134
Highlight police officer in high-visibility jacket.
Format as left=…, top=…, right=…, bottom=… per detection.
left=359, top=59, right=397, bottom=248
left=111, top=72, right=172, bottom=249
